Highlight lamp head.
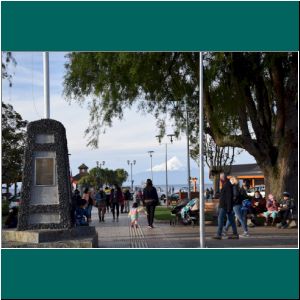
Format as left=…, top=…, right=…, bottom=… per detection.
left=155, top=135, right=162, bottom=144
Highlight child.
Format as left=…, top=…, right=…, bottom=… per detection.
left=263, top=194, right=278, bottom=226
left=128, top=202, right=139, bottom=228
left=75, top=199, right=89, bottom=226
left=4, top=207, right=18, bottom=228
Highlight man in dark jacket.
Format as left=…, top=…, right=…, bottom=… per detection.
left=213, top=172, right=239, bottom=240
left=71, top=189, right=82, bottom=226
left=277, top=192, right=293, bottom=229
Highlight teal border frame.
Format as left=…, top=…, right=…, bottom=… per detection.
left=1, top=1, right=299, bottom=51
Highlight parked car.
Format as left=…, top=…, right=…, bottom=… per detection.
left=247, top=185, right=265, bottom=198
left=156, top=187, right=166, bottom=200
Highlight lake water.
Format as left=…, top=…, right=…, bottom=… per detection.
left=151, top=183, right=213, bottom=193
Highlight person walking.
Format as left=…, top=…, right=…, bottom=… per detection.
left=82, top=187, right=93, bottom=223
left=142, top=179, right=159, bottom=228
left=136, top=189, right=143, bottom=206
left=223, top=176, right=249, bottom=237
left=128, top=202, right=140, bottom=228
left=205, top=188, right=210, bottom=200
left=124, top=188, right=131, bottom=213
left=213, top=172, right=239, bottom=240
left=110, top=185, right=124, bottom=222
left=71, top=189, right=82, bottom=225
left=104, top=186, right=111, bottom=213
left=95, top=188, right=106, bottom=222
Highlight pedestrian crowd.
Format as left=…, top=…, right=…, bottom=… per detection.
left=213, top=173, right=295, bottom=240
left=72, top=178, right=159, bottom=229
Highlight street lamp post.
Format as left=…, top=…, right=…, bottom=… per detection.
left=127, top=160, right=136, bottom=191
left=199, top=51, right=205, bottom=248
left=147, top=151, right=154, bottom=182
left=156, top=134, right=175, bottom=206
left=96, top=161, right=105, bottom=188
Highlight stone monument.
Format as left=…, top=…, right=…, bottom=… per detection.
left=18, top=119, right=72, bottom=230
left=2, top=119, right=98, bottom=247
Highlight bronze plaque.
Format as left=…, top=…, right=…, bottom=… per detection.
left=35, top=158, right=55, bottom=185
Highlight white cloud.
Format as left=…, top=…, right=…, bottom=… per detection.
left=150, top=156, right=183, bottom=172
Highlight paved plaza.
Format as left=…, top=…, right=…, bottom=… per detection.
left=91, top=208, right=298, bottom=248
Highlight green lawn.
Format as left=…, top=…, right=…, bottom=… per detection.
left=154, top=206, right=173, bottom=220
left=154, top=206, right=217, bottom=223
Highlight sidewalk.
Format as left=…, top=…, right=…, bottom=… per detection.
left=91, top=208, right=298, bottom=248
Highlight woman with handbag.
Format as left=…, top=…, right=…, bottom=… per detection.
left=142, top=179, right=159, bottom=228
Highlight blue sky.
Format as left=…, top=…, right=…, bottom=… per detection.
left=2, top=52, right=255, bottom=185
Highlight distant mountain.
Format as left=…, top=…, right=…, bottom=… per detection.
left=127, top=168, right=212, bottom=186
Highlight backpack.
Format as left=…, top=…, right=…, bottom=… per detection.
left=241, top=199, right=251, bottom=211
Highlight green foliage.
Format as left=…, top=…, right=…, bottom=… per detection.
left=114, top=168, right=128, bottom=186
left=204, top=52, right=298, bottom=161
left=2, top=200, right=10, bottom=216
left=1, top=52, right=17, bottom=87
left=1, top=102, right=28, bottom=186
left=63, top=52, right=199, bottom=149
left=77, top=167, right=128, bottom=189
left=63, top=52, right=298, bottom=199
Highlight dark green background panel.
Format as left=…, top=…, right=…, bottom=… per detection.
left=1, top=1, right=299, bottom=51
left=1, top=249, right=299, bottom=299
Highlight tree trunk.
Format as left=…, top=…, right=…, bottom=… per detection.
left=213, top=174, right=220, bottom=197
left=262, top=145, right=298, bottom=211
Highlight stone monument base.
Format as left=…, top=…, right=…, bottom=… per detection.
left=2, top=226, right=98, bottom=248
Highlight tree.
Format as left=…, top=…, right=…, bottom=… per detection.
left=78, top=167, right=128, bottom=188
left=2, top=52, right=16, bottom=87
left=63, top=52, right=298, bottom=201
left=204, top=52, right=298, bottom=201
left=1, top=102, right=28, bottom=193
left=114, top=168, right=128, bottom=187
left=63, top=52, right=199, bottom=149
left=204, top=134, right=242, bottom=195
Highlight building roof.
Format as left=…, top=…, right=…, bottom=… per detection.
left=229, top=163, right=263, bottom=177
left=72, top=173, right=88, bottom=182
left=78, top=163, right=88, bottom=170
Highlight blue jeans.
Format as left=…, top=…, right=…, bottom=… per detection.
left=86, top=205, right=93, bottom=219
left=225, top=205, right=248, bottom=233
left=217, top=208, right=238, bottom=237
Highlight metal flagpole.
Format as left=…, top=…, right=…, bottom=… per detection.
left=165, top=143, right=168, bottom=206
left=186, top=99, right=191, bottom=200
left=43, top=52, right=50, bottom=119
left=199, top=52, right=206, bottom=248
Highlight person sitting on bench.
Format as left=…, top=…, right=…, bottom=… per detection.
left=277, top=192, right=293, bottom=229
left=248, top=191, right=266, bottom=226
